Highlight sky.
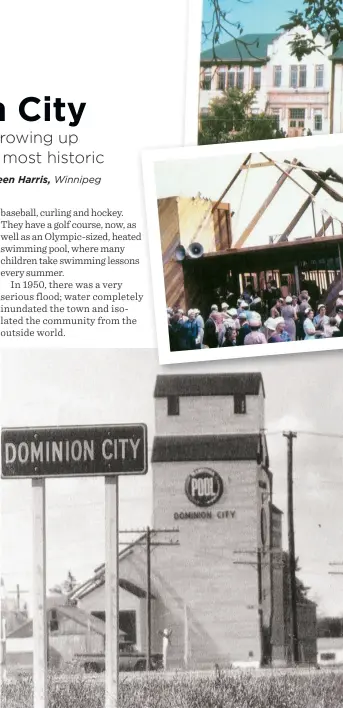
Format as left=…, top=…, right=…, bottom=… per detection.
left=1, top=347, right=343, bottom=618
left=202, top=0, right=296, bottom=49
left=154, top=141, right=343, bottom=247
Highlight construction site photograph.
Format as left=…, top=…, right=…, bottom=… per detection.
left=144, top=137, right=343, bottom=363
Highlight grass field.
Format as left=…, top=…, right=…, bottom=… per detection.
left=2, top=669, right=343, bottom=708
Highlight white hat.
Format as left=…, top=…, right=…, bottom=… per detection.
left=274, top=316, right=285, bottom=327
left=228, top=308, right=237, bottom=316
left=237, top=298, right=243, bottom=305
left=317, top=303, right=325, bottom=310
left=264, top=317, right=277, bottom=331
left=221, top=302, right=229, bottom=310
left=252, top=297, right=261, bottom=304
left=211, top=304, right=218, bottom=311
left=285, top=296, right=292, bottom=304
left=339, top=290, right=343, bottom=296
left=240, top=301, right=249, bottom=308
left=188, top=309, right=195, bottom=317
left=249, top=313, right=262, bottom=327
left=304, top=307, right=311, bottom=315
left=238, top=311, right=247, bottom=320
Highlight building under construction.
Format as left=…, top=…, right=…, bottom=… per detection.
left=70, top=373, right=317, bottom=669
left=158, top=153, right=343, bottom=316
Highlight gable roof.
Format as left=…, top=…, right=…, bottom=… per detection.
left=152, top=434, right=261, bottom=462
left=154, top=373, right=264, bottom=398
left=201, top=33, right=280, bottom=63
left=7, top=605, right=109, bottom=638
left=69, top=534, right=156, bottom=603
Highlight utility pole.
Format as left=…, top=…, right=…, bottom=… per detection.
left=146, top=526, right=151, bottom=671
left=119, top=528, right=179, bottom=670
left=7, top=584, right=30, bottom=611
left=283, top=430, right=299, bottom=665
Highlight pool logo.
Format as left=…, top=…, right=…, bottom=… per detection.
left=185, top=468, right=223, bottom=507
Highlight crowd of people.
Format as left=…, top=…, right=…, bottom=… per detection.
left=168, top=285, right=343, bottom=351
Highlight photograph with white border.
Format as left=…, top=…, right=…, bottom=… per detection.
left=1, top=347, right=342, bottom=677
left=143, top=134, right=343, bottom=365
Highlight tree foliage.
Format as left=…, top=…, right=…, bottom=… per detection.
left=49, top=570, right=78, bottom=596
left=203, top=0, right=343, bottom=60
left=198, top=88, right=285, bottom=144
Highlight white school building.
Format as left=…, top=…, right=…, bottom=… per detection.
left=200, top=28, right=343, bottom=136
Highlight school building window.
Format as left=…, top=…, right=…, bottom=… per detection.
left=314, top=111, right=323, bottom=131
left=273, top=66, right=282, bottom=87
left=234, top=394, right=246, bottom=414
left=315, top=65, right=324, bottom=88
left=217, top=69, right=226, bottom=91
left=252, top=69, right=261, bottom=90
left=228, top=69, right=245, bottom=90
left=168, top=395, right=180, bottom=416
left=271, top=109, right=280, bottom=130
left=202, top=69, right=212, bottom=90
left=290, top=65, right=307, bottom=88
left=237, top=70, right=244, bottom=90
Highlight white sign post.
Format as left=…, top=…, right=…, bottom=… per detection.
left=105, top=476, right=119, bottom=708
left=1, top=423, right=147, bottom=708
left=32, top=478, right=47, bottom=708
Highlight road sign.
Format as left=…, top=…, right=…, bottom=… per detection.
left=1, top=424, right=148, bottom=479
left=1, top=421, right=148, bottom=708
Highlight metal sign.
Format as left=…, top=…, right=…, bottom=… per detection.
left=1, top=424, right=148, bottom=479
left=185, top=468, right=223, bottom=507
left=1, top=421, right=148, bottom=708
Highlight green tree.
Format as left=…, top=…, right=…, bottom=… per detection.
left=199, top=88, right=285, bottom=144
left=204, top=0, right=343, bottom=60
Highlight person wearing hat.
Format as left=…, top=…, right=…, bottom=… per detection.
left=303, top=308, right=316, bottom=340
left=244, top=313, right=267, bottom=345
left=268, top=317, right=292, bottom=343
left=281, top=295, right=297, bottom=341
left=227, top=307, right=240, bottom=330
left=236, top=312, right=251, bottom=346
left=263, top=317, right=277, bottom=342
left=313, top=304, right=329, bottom=329
left=237, top=300, right=249, bottom=317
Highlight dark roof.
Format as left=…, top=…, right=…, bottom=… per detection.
left=271, top=504, right=283, bottom=515
left=152, top=434, right=261, bottom=462
left=201, top=33, right=280, bottom=63
left=331, top=42, right=343, bottom=60
left=154, top=373, right=264, bottom=398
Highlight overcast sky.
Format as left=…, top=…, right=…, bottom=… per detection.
left=1, top=348, right=342, bottom=617
left=154, top=141, right=343, bottom=247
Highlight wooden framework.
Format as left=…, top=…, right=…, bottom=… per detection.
left=211, top=152, right=343, bottom=249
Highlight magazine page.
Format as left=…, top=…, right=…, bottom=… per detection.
left=1, top=2, right=343, bottom=708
